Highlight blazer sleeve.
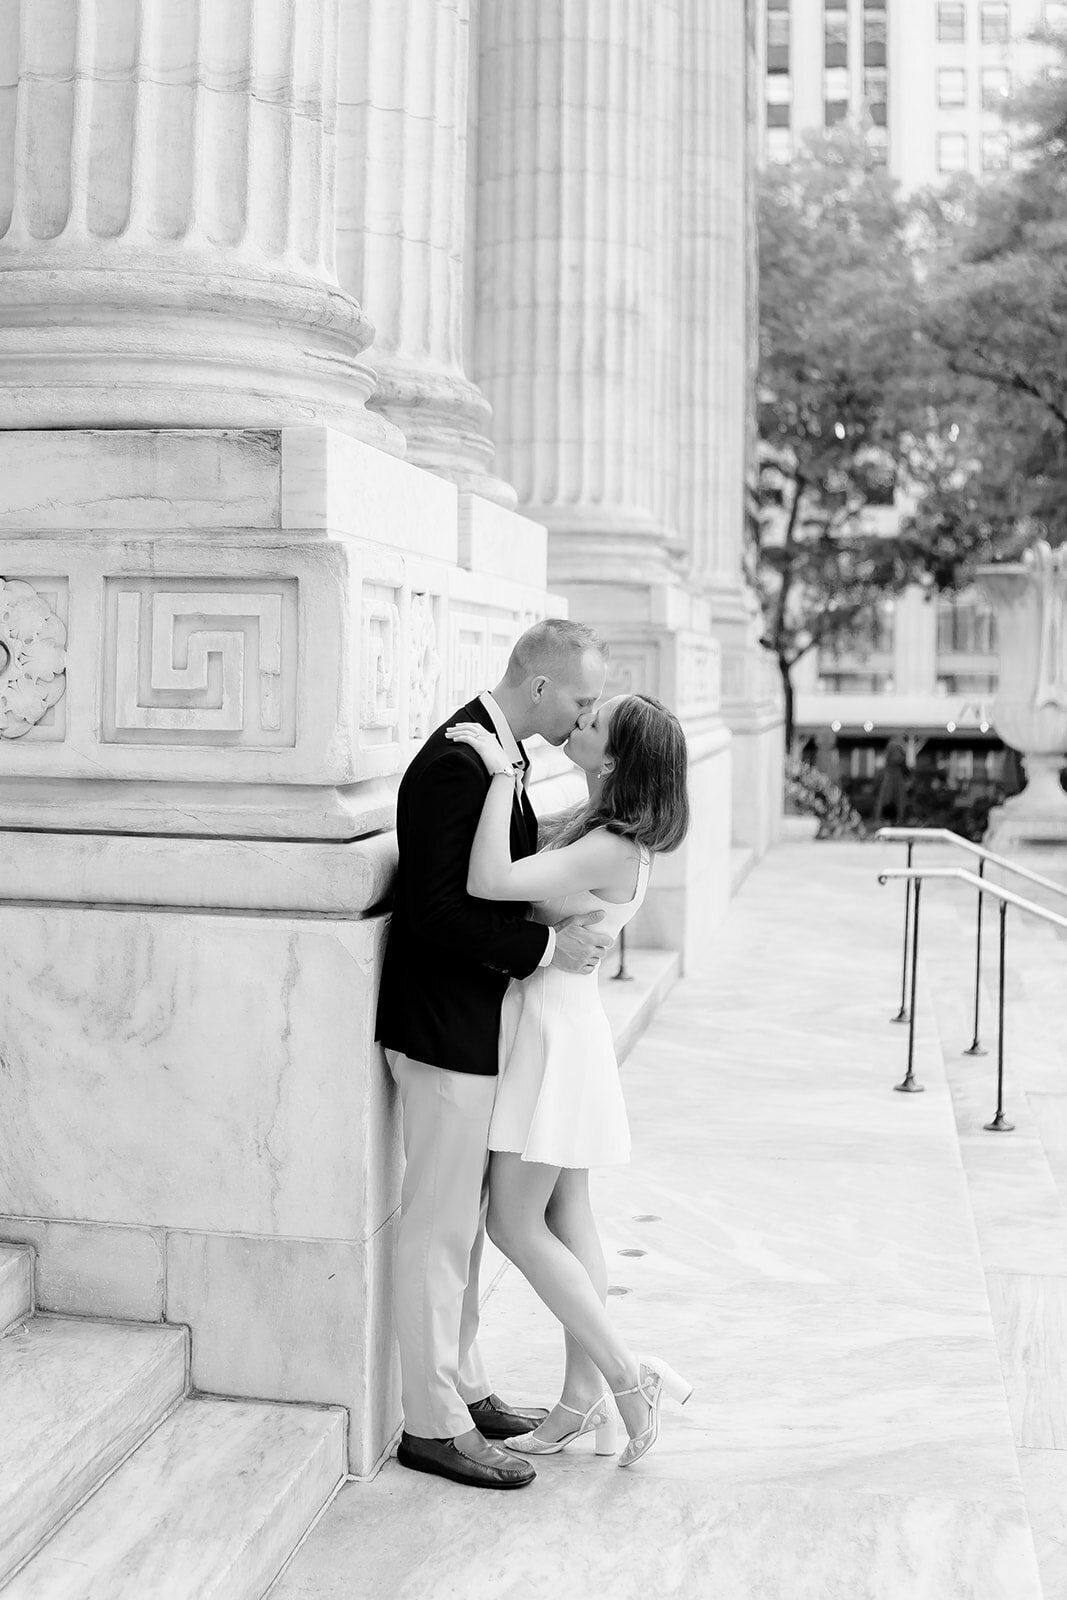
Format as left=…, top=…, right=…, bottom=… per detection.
left=403, top=748, right=551, bottom=979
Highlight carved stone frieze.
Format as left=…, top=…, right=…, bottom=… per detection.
left=103, top=580, right=297, bottom=747
left=0, top=577, right=67, bottom=739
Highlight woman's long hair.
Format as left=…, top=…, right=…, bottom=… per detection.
left=539, top=694, right=690, bottom=856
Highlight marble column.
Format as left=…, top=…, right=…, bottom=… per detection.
left=335, top=0, right=514, bottom=502
left=0, top=0, right=397, bottom=447
left=677, top=0, right=747, bottom=594
left=679, top=0, right=783, bottom=854
left=475, top=0, right=681, bottom=588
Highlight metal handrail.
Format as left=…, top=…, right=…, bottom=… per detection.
left=878, top=865, right=1067, bottom=1133
left=876, top=827, right=1067, bottom=903
left=877, top=826, right=1067, bottom=1056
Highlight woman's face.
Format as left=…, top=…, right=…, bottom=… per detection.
left=564, top=694, right=628, bottom=775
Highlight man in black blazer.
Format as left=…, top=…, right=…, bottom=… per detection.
left=376, top=618, right=611, bottom=1490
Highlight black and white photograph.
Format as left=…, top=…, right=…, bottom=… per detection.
left=0, top=0, right=1066, bottom=1596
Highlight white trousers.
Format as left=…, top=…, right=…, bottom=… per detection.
left=386, top=1050, right=497, bottom=1439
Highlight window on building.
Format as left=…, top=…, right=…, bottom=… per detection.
left=981, top=2, right=1010, bottom=42
left=817, top=672, right=894, bottom=694
left=981, top=66, right=1011, bottom=108
left=825, top=99, right=850, bottom=124
left=768, top=10, right=790, bottom=70
left=825, top=8, right=849, bottom=67
left=938, top=66, right=967, bottom=106
left=866, top=124, right=889, bottom=160
left=766, top=126, right=794, bottom=163
left=767, top=102, right=791, bottom=127
left=938, top=131, right=969, bottom=171
left=864, top=9, right=887, bottom=64
left=936, top=594, right=997, bottom=654
left=937, top=2, right=966, bottom=41
left=981, top=129, right=1011, bottom=168
left=936, top=673, right=998, bottom=694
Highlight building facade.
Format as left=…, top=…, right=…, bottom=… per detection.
left=0, top=0, right=781, bottom=1475
left=763, top=0, right=1059, bottom=187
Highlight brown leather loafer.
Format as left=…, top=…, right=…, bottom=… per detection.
left=468, top=1393, right=550, bottom=1440
left=396, top=1432, right=536, bottom=1489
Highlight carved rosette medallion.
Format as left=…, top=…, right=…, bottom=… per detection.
left=0, top=578, right=67, bottom=738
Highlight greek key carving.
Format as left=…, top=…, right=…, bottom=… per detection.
left=0, top=578, right=67, bottom=739
left=105, top=582, right=296, bottom=746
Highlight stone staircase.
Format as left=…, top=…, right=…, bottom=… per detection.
left=0, top=1243, right=345, bottom=1598
left=881, top=866, right=1067, bottom=1599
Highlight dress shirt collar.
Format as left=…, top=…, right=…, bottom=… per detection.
left=478, top=690, right=526, bottom=775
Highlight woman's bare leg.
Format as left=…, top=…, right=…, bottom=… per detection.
left=547, top=1169, right=611, bottom=1410
left=487, top=1153, right=650, bottom=1441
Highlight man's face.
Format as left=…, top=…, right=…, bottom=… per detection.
left=531, top=649, right=606, bottom=746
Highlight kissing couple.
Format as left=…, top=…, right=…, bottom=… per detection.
left=375, top=618, right=692, bottom=1491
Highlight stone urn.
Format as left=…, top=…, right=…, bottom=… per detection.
left=977, top=540, right=1067, bottom=847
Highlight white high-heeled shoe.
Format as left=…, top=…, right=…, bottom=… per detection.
left=504, top=1395, right=617, bottom=1456
left=613, top=1358, right=692, bottom=1468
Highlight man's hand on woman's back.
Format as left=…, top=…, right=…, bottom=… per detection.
left=551, top=911, right=612, bottom=974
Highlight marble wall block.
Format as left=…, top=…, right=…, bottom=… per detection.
left=0, top=904, right=399, bottom=1245
left=0, top=427, right=555, bottom=840
left=166, top=1218, right=400, bottom=1477
left=0, top=1217, right=165, bottom=1321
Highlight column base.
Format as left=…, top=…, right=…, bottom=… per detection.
left=369, top=360, right=517, bottom=507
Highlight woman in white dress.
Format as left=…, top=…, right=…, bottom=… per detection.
left=444, top=692, right=692, bottom=1468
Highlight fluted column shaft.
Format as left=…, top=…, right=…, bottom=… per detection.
left=336, top=0, right=513, bottom=502
left=475, top=0, right=681, bottom=583
left=0, top=0, right=397, bottom=445
left=677, top=0, right=749, bottom=591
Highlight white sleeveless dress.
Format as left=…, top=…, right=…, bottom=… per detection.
left=488, top=844, right=651, bottom=1168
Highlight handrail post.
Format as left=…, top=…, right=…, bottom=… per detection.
left=891, top=841, right=914, bottom=1024
left=894, top=875, right=924, bottom=1093
left=984, top=899, right=1014, bottom=1132
left=611, top=925, right=632, bottom=983
left=963, top=857, right=988, bottom=1057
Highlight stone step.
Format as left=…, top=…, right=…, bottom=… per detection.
left=917, top=898, right=1067, bottom=1600
left=4, top=1397, right=346, bottom=1600
left=0, top=1317, right=187, bottom=1588
left=0, top=1244, right=32, bottom=1338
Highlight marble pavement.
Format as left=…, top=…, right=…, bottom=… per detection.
left=272, top=842, right=1044, bottom=1600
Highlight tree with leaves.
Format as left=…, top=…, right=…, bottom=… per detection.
left=910, top=26, right=1067, bottom=553
left=753, top=125, right=935, bottom=744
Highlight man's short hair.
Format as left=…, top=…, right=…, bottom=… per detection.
left=503, top=618, right=605, bottom=686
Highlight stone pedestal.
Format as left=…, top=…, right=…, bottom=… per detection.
left=979, top=542, right=1067, bottom=851
left=0, top=428, right=555, bottom=1475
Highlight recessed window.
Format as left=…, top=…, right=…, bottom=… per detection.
left=825, top=99, right=850, bottom=125
left=767, top=127, right=794, bottom=163
left=767, top=0, right=790, bottom=9
left=767, top=102, right=791, bottom=127
left=937, top=2, right=965, bottom=41
left=867, top=124, right=889, bottom=160
left=981, top=130, right=1011, bottom=168
left=938, top=67, right=967, bottom=106
left=981, top=2, right=1010, bottom=42
left=938, top=131, right=969, bottom=170
left=864, top=10, right=886, bottom=64
left=981, top=66, right=1010, bottom=108
left=768, top=10, right=790, bottom=70
left=825, top=9, right=849, bottom=67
